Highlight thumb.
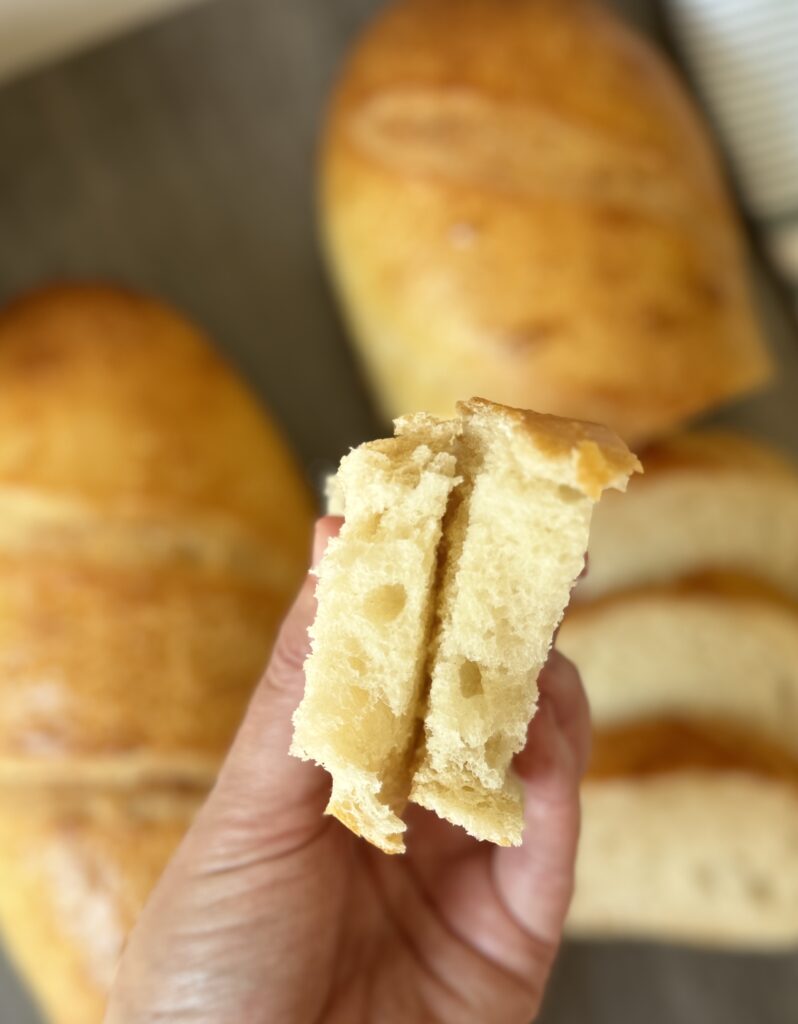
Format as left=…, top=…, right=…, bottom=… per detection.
left=201, top=516, right=342, bottom=854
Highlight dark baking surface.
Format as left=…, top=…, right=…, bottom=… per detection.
left=0, top=0, right=796, bottom=1020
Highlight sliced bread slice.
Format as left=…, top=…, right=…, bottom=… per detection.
left=571, top=774, right=798, bottom=947
left=580, top=431, right=798, bottom=601
left=558, top=577, right=798, bottom=756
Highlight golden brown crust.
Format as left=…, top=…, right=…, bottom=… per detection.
left=637, top=430, right=796, bottom=477
left=589, top=716, right=798, bottom=785
left=0, top=284, right=313, bottom=548
left=0, top=555, right=287, bottom=781
left=460, top=397, right=642, bottom=498
left=0, top=285, right=313, bottom=779
left=568, top=570, right=798, bottom=620
left=321, top=0, right=771, bottom=442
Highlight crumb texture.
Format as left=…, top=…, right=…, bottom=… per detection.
left=292, top=420, right=459, bottom=853
left=411, top=416, right=595, bottom=844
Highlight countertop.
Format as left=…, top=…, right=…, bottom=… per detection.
left=0, top=0, right=796, bottom=1020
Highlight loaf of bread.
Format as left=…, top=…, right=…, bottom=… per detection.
left=320, top=0, right=771, bottom=443
left=0, top=285, right=313, bottom=1024
left=292, top=398, right=639, bottom=853
left=559, top=574, right=798, bottom=946
left=581, top=432, right=798, bottom=601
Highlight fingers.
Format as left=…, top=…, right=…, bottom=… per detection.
left=201, top=517, right=342, bottom=852
left=105, top=519, right=348, bottom=1024
left=535, top=650, right=591, bottom=776
left=312, top=515, right=341, bottom=566
left=490, top=651, right=589, bottom=961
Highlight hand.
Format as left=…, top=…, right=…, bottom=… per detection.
left=106, top=517, right=591, bottom=1024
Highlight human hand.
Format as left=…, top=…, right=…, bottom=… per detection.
left=105, top=517, right=591, bottom=1024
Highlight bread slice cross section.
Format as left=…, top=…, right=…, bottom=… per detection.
left=292, top=398, right=639, bottom=853
left=291, top=414, right=460, bottom=853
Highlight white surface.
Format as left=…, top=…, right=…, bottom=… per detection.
left=668, top=0, right=798, bottom=218
left=0, top=0, right=210, bottom=83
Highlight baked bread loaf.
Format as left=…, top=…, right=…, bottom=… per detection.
left=320, top=0, right=771, bottom=443
left=581, top=431, right=798, bottom=601
left=559, top=575, right=798, bottom=946
left=292, top=398, right=639, bottom=852
left=0, top=285, right=313, bottom=1024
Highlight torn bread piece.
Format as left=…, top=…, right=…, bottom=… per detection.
left=410, top=400, right=640, bottom=844
left=292, top=399, right=639, bottom=852
left=291, top=415, right=460, bottom=854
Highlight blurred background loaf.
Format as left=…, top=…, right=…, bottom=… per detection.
left=320, top=0, right=771, bottom=444
left=0, top=285, right=313, bottom=1024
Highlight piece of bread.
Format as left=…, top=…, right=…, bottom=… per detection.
left=580, top=431, right=798, bottom=601
left=0, top=285, right=313, bottom=1023
left=292, top=398, right=639, bottom=852
left=320, top=0, right=771, bottom=443
left=558, top=577, right=798, bottom=756
left=294, top=414, right=461, bottom=853
left=571, top=774, right=798, bottom=947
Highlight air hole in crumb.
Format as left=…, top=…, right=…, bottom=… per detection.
left=365, top=584, right=407, bottom=624
left=359, top=513, right=383, bottom=540
left=342, top=638, right=370, bottom=678
left=401, top=466, right=421, bottom=488
left=348, top=653, right=370, bottom=677
left=460, top=660, right=484, bottom=698
left=485, top=735, right=504, bottom=770
left=348, top=685, right=371, bottom=712
left=557, top=485, right=583, bottom=504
